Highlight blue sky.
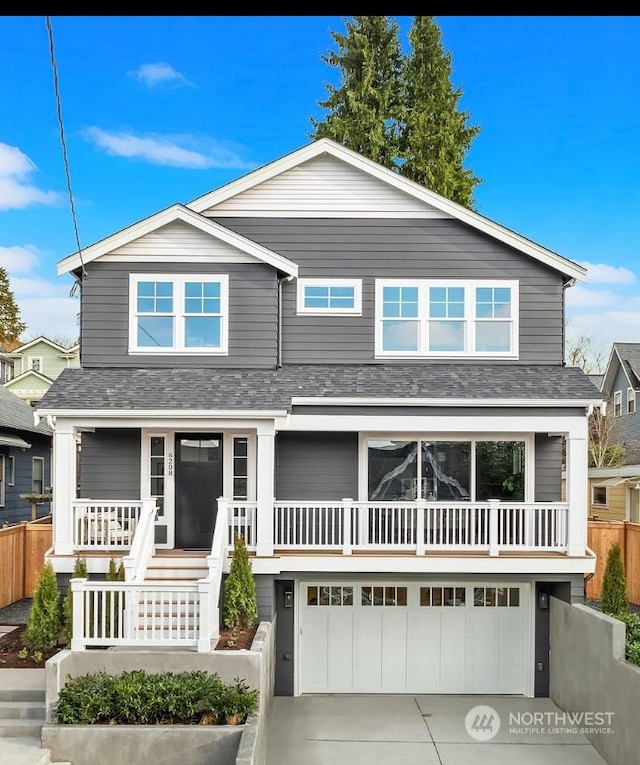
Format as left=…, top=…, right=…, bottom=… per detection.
left=0, top=15, right=638, bottom=364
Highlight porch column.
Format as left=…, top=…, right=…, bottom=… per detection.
left=52, top=420, right=78, bottom=555
left=566, top=433, right=588, bottom=556
left=255, top=425, right=275, bottom=557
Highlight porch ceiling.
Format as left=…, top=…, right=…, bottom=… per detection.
left=38, top=364, right=602, bottom=413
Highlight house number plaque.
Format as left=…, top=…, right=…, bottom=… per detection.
left=167, top=452, right=173, bottom=476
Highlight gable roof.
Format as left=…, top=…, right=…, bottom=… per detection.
left=188, top=138, right=586, bottom=282
left=601, top=342, right=640, bottom=395
left=9, top=336, right=77, bottom=355
left=58, top=204, right=299, bottom=277
left=0, top=385, right=52, bottom=436
left=38, top=364, right=602, bottom=414
left=4, top=369, right=54, bottom=388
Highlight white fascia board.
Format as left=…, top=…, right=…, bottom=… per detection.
left=249, top=552, right=596, bottom=576
left=602, top=346, right=633, bottom=394
left=57, top=204, right=298, bottom=277
left=188, top=138, right=586, bottom=282
left=37, top=408, right=287, bottom=421
left=278, top=414, right=589, bottom=437
left=12, top=336, right=69, bottom=354
left=291, top=396, right=603, bottom=408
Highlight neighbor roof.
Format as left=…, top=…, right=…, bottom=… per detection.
left=0, top=386, right=52, bottom=435
left=602, top=342, right=640, bottom=394
left=38, top=364, right=602, bottom=414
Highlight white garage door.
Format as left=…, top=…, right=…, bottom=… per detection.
left=299, top=582, right=529, bottom=694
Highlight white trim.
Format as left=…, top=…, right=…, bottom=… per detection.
left=10, top=336, right=72, bottom=354
left=374, top=278, right=519, bottom=359
left=7, top=455, right=15, bottom=487
left=628, top=387, right=636, bottom=414
left=291, top=396, right=602, bottom=408
left=57, top=204, right=299, bottom=277
left=613, top=390, right=622, bottom=417
left=32, top=455, right=44, bottom=494
left=37, top=409, right=286, bottom=421
left=591, top=483, right=609, bottom=508
left=4, top=369, right=52, bottom=387
left=128, top=273, right=229, bottom=355
left=187, top=139, right=585, bottom=283
left=296, top=278, right=362, bottom=316
left=141, top=431, right=174, bottom=549
left=26, top=356, right=43, bottom=374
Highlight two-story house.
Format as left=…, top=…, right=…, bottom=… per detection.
left=37, top=138, right=601, bottom=699
left=587, top=342, right=640, bottom=521
left=5, top=336, right=80, bottom=406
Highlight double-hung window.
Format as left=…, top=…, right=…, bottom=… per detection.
left=297, top=279, right=362, bottom=315
left=614, top=391, right=622, bottom=417
left=375, top=279, right=518, bottom=358
left=129, top=274, right=228, bottom=354
left=628, top=388, right=636, bottom=415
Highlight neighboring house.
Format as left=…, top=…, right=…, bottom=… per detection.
left=0, top=385, right=52, bottom=525
left=600, top=342, right=640, bottom=463
left=37, top=138, right=602, bottom=699
left=0, top=351, right=14, bottom=384
left=4, top=336, right=80, bottom=406
left=587, top=465, right=640, bottom=522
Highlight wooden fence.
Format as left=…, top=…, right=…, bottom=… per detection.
left=0, top=518, right=52, bottom=609
left=587, top=520, right=640, bottom=604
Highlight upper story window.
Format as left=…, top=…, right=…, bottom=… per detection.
left=129, top=274, right=229, bottom=354
left=297, top=279, right=362, bottom=315
left=628, top=388, right=636, bottom=414
left=375, top=279, right=518, bottom=358
left=614, top=390, right=622, bottom=417
left=28, top=357, right=42, bottom=372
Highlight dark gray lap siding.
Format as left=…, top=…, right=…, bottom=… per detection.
left=79, top=429, right=140, bottom=498
left=216, top=217, right=566, bottom=365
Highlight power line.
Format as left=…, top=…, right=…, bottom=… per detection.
left=45, top=15, right=86, bottom=290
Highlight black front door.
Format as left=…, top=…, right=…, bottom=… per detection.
left=175, top=433, right=223, bottom=549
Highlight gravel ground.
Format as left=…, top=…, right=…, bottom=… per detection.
left=0, top=599, right=32, bottom=625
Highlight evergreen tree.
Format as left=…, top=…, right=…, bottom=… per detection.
left=0, top=266, right=26, bottom=349
left=400, top=16, right=481, bottom=208
left=310, top=16, right=403, bottom=169
left=601, top=543, right=628, bottom=617
left=310, top=16, right=482, bottom=208
left=223, top=533, right=258, bottom=632
left=23, top=561, right=61, bottom=652
left=62, top=556, right=88, bottom=647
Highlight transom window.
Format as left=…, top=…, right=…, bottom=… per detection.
left=474, top=586, right=520, bottom=607
left=367, top=438, right=526, bottom=502
left=420, top=586, right=466, bottom=607
left=307, top=585, right=353, bottom=606
left=129, top=274, right=228, bottom=354
left=297, top=279, right=362, bottom=315
left=362, top=585, right=407, bottom=606
left=375, top=279, right=518, bottom=357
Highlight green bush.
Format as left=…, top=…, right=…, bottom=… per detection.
left=23, top=561, right=61, bottom=653
left=601, top=543, right=628, bottom=617
left=62, top=556, right=88, bottom=647
left=53, top=670, right=258, bottom=726
left=223, top=533, right=258, bottom=632
left=617, top=611, right=640, bottom=666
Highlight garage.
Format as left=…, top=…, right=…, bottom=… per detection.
left=299, top=581, right=530, bottom=694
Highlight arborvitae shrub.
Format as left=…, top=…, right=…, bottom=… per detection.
left=601, top=543, right=628, bottom=617
left=23, top=561, right=61, bottom=652
left=223, top=533, right=258, bottom=632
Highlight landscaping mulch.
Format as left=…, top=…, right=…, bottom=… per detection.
left=0, top=624, right=62, bottom=669
left=215, top=624, right=258, bottom=650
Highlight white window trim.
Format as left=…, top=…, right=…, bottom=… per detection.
left=614, top=390, right=622, bottom=417
left=358, top=433, right=533, bottom=503
left=32, top=456, right=44, bottom=494
left=8, top=456, right=15, bottom=486
left=128, top=273, right=229, bottom=355
left=141, top=431, right=174, bottom=549
left=26, top=356, right=43, bottom=373
left=374, top=279, right=519, bottom=359
left=296, top=278, right=362, bottom=316
left=592, top=485, right=608, bottom=508
left=628, top=387, right=636, bottom=415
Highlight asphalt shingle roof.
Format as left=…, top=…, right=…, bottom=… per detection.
left=38, top=364, right=602, bottom=412
left=0, top=385, right=52, bottom=435
left=614, top=343, right=640, bottom=387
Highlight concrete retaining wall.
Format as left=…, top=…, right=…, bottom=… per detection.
left=43, top=621, right=275, bottom=765
left=550, top=597, right=640, bottom=765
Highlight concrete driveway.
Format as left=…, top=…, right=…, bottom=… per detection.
left=266, top=695, right=609, bottom=764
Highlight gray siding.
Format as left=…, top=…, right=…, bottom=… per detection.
left=274, top=580, right=295, bottom=696
left=80, top=261, right=278, bottom=368
left=534, top=434, right=563, bottom=502
left=217, top=218, right=566, bottom=365
left=609, top=364, right=640, bottom=463
left=79, top=429, right=140, bottom=499
left=275, top=432, right=359, bottom=500
left=0, top=435, right=51, bottom=524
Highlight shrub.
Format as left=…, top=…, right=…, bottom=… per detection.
left=53, top=670, right=257, bottom=726
left=601, top=543, right=628, bottom=617
left=23, top=561, right=61, bottom=653
left=62, top=556, right=88, bottom=647
left=618, top=611, right=640, bottom=666
left=223, top=533, right=258, bottom=632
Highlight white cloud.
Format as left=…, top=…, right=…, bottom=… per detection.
left=565, top=285, right=618, bottom=309
left=0, top=143, right=60, bottom=211
left=82, top=127, right=255, bottom=170
left=0, top=244, right=40, bottom=273
left=19, top=296, right=79, bottom=343
left=581, top=261, right=637, bottom=284
left=128, top=62, right=194, bottom=88
left=567, top=308, right=640, bottom=358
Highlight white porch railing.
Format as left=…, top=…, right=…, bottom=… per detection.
left=122, top=499, right=158, bottom=582
left=227, top=501, right=257, bottom=551
left=72, top=499, right=145, bottom=550
left=270, top=500, right=569, bottom=556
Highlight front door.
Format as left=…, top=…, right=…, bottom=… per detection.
left=175, top=433, right=223, bottom=549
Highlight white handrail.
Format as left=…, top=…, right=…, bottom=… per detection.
left=122, top=498, right=157, bottom=582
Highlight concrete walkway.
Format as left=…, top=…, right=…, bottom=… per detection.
left=266, top=695, right=609, bottom=764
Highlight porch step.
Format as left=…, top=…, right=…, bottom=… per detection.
left=146, top=555, right=208, bottom=582
left=0, top=690, right=45, bottom=738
